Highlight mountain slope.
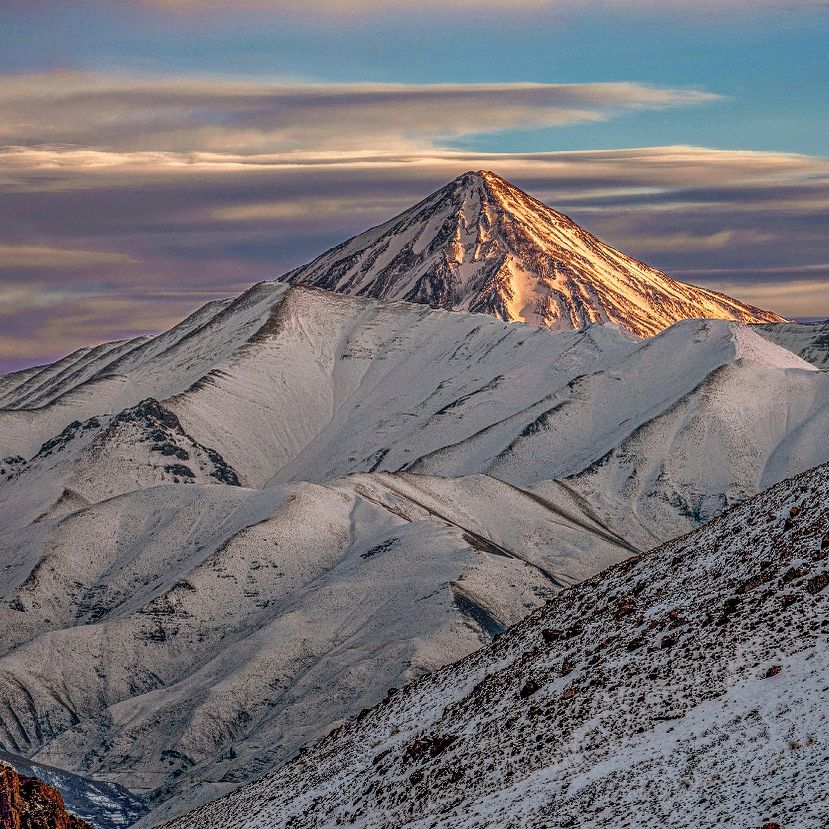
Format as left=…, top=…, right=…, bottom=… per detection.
left=757, top=318, right=829, bottom=368
left=0, top=473, right=633, bottom=826
left=164, top=459, right=829, bottom=829
left=280, top=171, right=785, bottom=337
left=0, top=287, right=825, bottom=826
left=2, top=287, right=822, bottom=541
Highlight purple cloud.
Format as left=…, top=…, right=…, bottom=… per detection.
left=1, top=143, right=827, bottom=374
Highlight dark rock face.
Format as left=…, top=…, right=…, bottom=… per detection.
left=120, top=399, right=240, bottom=486
left=405, top=735, right=457, bottom=761
left=0, top=763, right=93, bottom=829
left=0, top=751, right=148, bottom=829
left=519, top=679, right=540, bottom=699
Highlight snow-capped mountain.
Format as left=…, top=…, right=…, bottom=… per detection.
left=163, top=458, right=829, bottom=829
left=280, top=171, right=786, bottom=337
left=0, top=285, right=826, bottom=826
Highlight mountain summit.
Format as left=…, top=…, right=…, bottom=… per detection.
left=280, top=170, right=785, bottom=337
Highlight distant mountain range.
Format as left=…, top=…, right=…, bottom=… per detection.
left=758, top=318, right=829, bottom=369
left=0, top=173, right=825, bottom=829
left=280, top=170, right=786, bottom=337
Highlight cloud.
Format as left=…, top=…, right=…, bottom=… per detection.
left=0, top=245, right=137, bottom=268
left=0, top=142, right=827, bottom=373
left=711, top=277, right=829, bottom=315
left=0, top=73, right=720, bottom=154
left=209, top=196, right=406, bottom=223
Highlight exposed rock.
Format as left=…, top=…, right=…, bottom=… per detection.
left=0, top=762, right=93, bottom=829
left=405, top=735, right=457, bottom=761
left=0, top=750, right=147, bottom=829
left=541, top=628, right=563, bottom=644
left=805, top=573, right=828, bottom=594
left=519, top=679, right=540, bottom=699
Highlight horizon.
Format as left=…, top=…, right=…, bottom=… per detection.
left=1, top=1, right=828, bottom=372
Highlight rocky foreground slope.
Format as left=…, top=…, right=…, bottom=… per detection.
left=166, top=460, right=829, bottom=829
left=280, top=171, right=785, bottom=337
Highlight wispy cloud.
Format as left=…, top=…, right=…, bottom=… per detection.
left=711, top=277, right=829, bottom=314
left=0, top=244, right=136, bottom=268
left=1, top=142, right=827, bottom=374
left=0, top=73, right=720, bottom=154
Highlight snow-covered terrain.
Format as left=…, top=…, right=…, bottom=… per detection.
left=2, top=287, right=821, bottom=530
left=0, top=281, right=826, bottom=826
left=757, top=318, right=829, bottom=368
left=280, top=171, right=785, bottom=337
left=0, top=473, right=634, bottom=826
left=164, top=459, right=829, bottom=829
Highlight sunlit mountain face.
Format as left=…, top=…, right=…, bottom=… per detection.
left=281, top=171, right=785, bottom=337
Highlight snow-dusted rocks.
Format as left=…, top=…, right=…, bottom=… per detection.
left=163, top=460, right=829, bottom=829
left=280, top=171, right=786, bottom=337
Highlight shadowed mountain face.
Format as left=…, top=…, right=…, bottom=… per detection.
left=758, top=318, right=829, bottom=368
left=280, top=171, right=786, bottom=337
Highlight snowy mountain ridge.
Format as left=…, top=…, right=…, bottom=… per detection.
left=280, top=171, right=786, bottom=337
left=0, top=286, right=826, bottom=827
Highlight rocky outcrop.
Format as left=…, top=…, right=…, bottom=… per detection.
left=0, top=763, right=93, bottom=829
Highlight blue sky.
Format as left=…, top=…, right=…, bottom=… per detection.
left=3, top=3, right=826, bottom=154
left=0, top=1, right=827, bottom=371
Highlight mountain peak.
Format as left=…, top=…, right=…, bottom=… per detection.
left=280, top=172, right=786, bottom=337
left=454, top=168, right=497, bottom=181
left=448, top=168, right=545, bottom=206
